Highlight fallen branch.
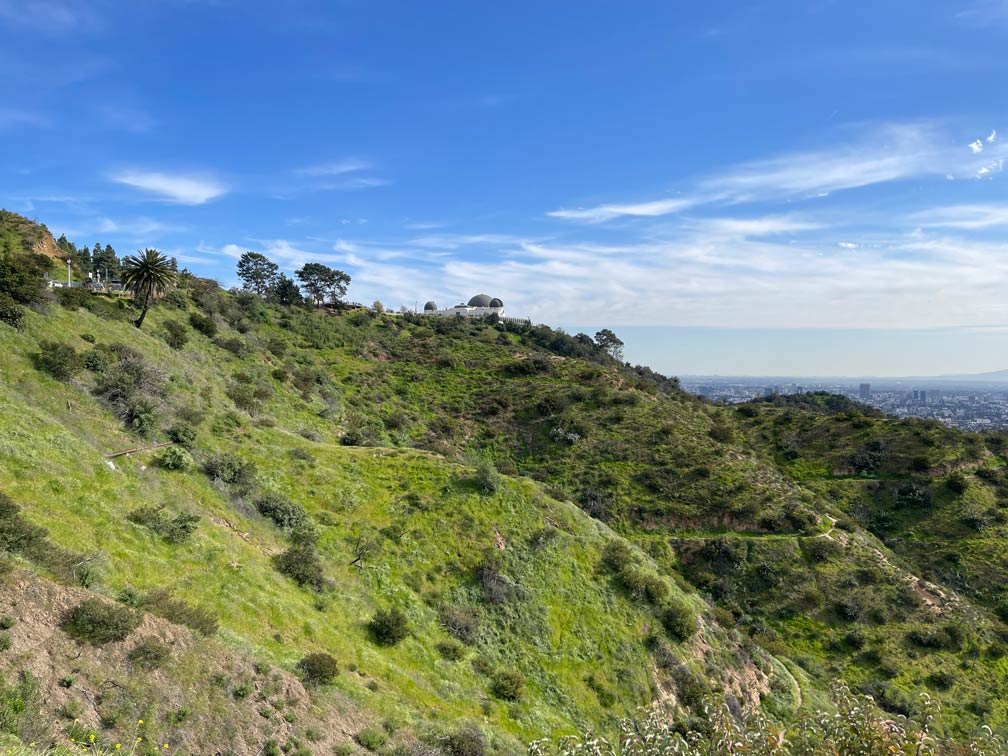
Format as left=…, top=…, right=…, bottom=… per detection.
left=107, top=441, right=175, bottom=458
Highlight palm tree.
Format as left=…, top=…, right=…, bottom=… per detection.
left=120, top=248, right=178, bottom=329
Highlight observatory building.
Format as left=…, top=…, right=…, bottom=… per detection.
left=420, top=294, right=505, bottom=318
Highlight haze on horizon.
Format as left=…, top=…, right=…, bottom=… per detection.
left=3, top=1, right=1008, bottom=376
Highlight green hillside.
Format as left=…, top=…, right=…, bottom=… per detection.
left=2, top=211, right=1008, bottom=753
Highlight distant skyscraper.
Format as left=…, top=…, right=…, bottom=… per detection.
left=919, top=389, right=927, bottom=403
left=859, top=383, right=871, bottom=400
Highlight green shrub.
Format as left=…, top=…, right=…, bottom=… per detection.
left=215, top=335, right=251, bottom=357
left=0, top=615, right=13, bottom=630
left=601, top=539, right=636, bottom=571
left=437, top=639, right=466, bottom=661
left=947, top=473, right=969, bottom=495
left=54, top=286, right=90, bottom=309
left=167, top=421, right=197, bottom=449
left=203, top=452, right=257, bottom=489
left=37, top=340, right=84, bottom=380
left=369, top=607, right=410, bottom=645
left=128, top=636, right=171, bottom=670
left=0, top=631, right=10, bottom=652
left=0, top=295, right=25, bottom=330
left=189, top=311, right=218, bottom=337
left=127, top=505, right=200, bottom=543
left=297, top=652, right=339, bottom=685
left=660, top=600, right=697, bottom=642
left=255, top=492, right=310, bottom=532
left=162, top=319, right=189, bottom=349
left=443, top=724, right=487, bottom=756
left=474, top=459, right=501, bottom=494
left=275, top=543, right=326, bottom=591
left=490, top=668, right=525, bottom=701
left=355, top=727, right=387, bottom=752
left=62, top=598, right=140, bottom=645
left=159, top=445, right=193, bottom=471
left=122, top=587, right=219, bottom=636
left=439, top=605, right=480, bottom=645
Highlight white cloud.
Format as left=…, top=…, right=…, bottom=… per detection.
left=110, top=170, right=228, bottom=204
left=970, top=139, right=984, bottom=154
left=683, top=215, right=822, bottom=237
left=548, top=197, right=697, bottom=223
left=0, top=107, right=49, bottom=129
left=914, top=203, right=1008, bottom=229
left=295, top=158, right=372, bottom=177
left=838, top=241, right=858, bottom=249
left=988, top=129, right=998, bottom=143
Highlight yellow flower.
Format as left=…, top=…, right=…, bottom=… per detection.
left=138, top=719, right=144, bottom=725
left=115, top=745, right=121, bottom=750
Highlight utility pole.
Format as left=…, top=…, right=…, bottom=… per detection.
left=65, top=258, right=71, bottom=287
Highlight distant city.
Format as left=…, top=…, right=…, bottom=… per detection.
left=682, top=377, right=1008, bottom=432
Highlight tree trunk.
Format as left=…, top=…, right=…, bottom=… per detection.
left=134, top=291, right=151, bottom=328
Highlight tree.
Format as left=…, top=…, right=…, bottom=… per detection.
left=269, top=273, right=304, bottom=306
left=121, top=248, right=178, bottom=329
left=295, top=263, right=328, bottom=307
left=236, top=251, right=278, bottom=297
left=92, top=244, right=119, bottom=282
left=594, top=328, right=624, bottom=361
left=324, top=268, right=351, bottom=307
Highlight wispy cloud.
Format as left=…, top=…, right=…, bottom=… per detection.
left=549, top=123, right=1008, bottom=224
left=0, top=0, right=102, bottom=34
left=0, top=107, right=49, bottom=130
left=548, top=197, right=698, bottom=223
left=913, top=204, right=1008, bottom=229
left=295, top=158, right=372, bottom=177
left=110, top=170, right=228, bottom=204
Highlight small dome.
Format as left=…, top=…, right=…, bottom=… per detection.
left=489, top=297, right=503, bottom=308
left=468, top=293, right=493, bottom=307
left=424, top=300, right=437, bottom=311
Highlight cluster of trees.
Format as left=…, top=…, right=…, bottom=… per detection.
left=236, top=251, right=351, bottom=308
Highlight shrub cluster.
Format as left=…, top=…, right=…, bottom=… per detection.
left=159, top=446, right=194, bottom=471
left=369, top=607, right=410, bottom=645
left=297, top=652, right=339, bottom=685
left=127, top=505, right=200, bottom=543
left=188, top=311, right=218, bottom=337
left=128, top=636, right=172, bottom=670
left=62, top=598, right=140, bottom=645
left=119, top=587, right=219, bottom=636
left=203, top=452, right=257, bottom=490
left=439, top=605, right=480, bottom=645
left=37, top=340, right=84, bottom=380
left=490, top=669, right=525, bottom=701
left=274, top=542, right=326, bottom=591
left=0, top=492, right=97, bottom=586
left=0, top=294, right=25, bottom=330
left=255, top=492, right=310, bottom=532
left=162, top=319, right=189, bottom=349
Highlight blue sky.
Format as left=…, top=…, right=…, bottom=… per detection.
left=3, top=1, right=1008, bottom=376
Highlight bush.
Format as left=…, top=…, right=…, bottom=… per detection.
left=275, top=543, right=326, bottom=591
left=37, top=340, right=84, bottom=380
left=356, top=728, right=388, bottom=752
left=0, top=632, right=10, bottom=652
left=54, top=286, right=90, bottom=309
left=162, top=320, right=189, bottom=349
left=474, top=459, right=501, bottom=494
left=120, top=587, right=219, bottom=636
left=490, top=669, right=525, bottom=701
left=203, top=452, right=257, bottom=489
left=440, top=605, right=480, bottom=645
left=661, top=600, right=698, bottom=642
left=437, top=639, right=466, bottom=661
left=297, top=652, right=339, bottom=685
left=0, top=295, right=25, bottom=330
left=255, top=493, right=310, bottom=532
left=62, top=598, right=140, bottom=645
left=443, top=724, right=487, bottom=756
left=0, top=615, right=13, bottom=630
left=601, top=539, right=636, bottom=571
left=215, top=335, right=251, bottom=357
left=167, top=421, right=197, bottom=449
left=369, top=607, right=410, bottom=645
left=189, top=311, right=218, bottom=337
left=127, top=505, right=200, bottom=543
left=947, top=473, right=969, bottom=495
left=128, top=636, right=171, bottom=670
left=159, top=446, right=193, bottom=471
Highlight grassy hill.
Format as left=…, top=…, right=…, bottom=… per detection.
left=2, top=211, right=1008, bottom=753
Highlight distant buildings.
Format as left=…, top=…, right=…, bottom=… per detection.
left=859, top=383, right=871, bottom=400
left=404, top=293, right=530, bottom=324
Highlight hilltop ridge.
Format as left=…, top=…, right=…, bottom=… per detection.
left=2, top=212, right=1008, bottom=753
